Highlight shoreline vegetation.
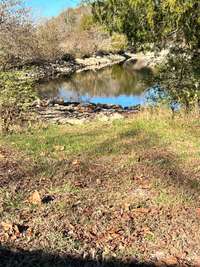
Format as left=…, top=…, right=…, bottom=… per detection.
left=22, top=50, right=167, bottom=125
left=8, top=50, right=168, bottom=82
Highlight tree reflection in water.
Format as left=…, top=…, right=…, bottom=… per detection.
left=37, top=64, right=154, bottom=107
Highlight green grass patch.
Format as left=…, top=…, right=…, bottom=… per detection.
left=1, top=113, right=200, bottom=162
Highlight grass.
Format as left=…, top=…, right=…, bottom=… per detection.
left=1, top=110, right=200, bottom=266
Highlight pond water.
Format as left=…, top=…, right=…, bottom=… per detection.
left=37, top=63, right=154, bottom=107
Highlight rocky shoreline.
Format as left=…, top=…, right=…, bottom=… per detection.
left=24, top=53, right=128, bottom=82
left=34, top=100, right=141, bottom=125
left=29, top=50, right=167, bottom=124
left=23, top=50, right=168, bottom=82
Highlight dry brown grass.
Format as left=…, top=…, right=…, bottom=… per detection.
left=1, top=113, right=200, bottom=266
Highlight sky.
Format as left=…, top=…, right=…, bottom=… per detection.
left=25, top=0, right=80, bottom=18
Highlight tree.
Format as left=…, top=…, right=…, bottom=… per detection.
left=89, top=0, right=200, bottom=111
left=0, top=0, right=38, bottom=68
left=0, top=72, right=36, bottom=133
left=88, top=0, right=151, bottom=46
left=88, top=0, right=200, bottom=50
left=156, top=48, right=200, bottom=112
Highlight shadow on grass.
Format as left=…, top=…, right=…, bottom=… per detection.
left=87, top=127, right=158, bottom=156
left=86, top=127, right=200, bottom=200
left=0, top=246, right=157, bottom=267
left=142, top=147, right=200, bottom=200
left=2, top=123, right=200, bottom=200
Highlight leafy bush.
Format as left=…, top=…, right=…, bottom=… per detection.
left=156, top=48, right=200, bottom=113
left=110, top=33, right=128, bottom=52
left=0, top=72, right=36, bottom=133
left=79, top=14, right=95, bottom=31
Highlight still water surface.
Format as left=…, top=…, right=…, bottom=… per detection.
left=38, top=64, right=154, bottom=107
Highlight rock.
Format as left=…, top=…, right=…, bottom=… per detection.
left=123, top=50, right=168, bottom=71
left=129, top=104, right=141, bottom=110
left=16, top=224, right=29, bottom=234
left=18, top=50, right=167, bottom=82
left=36, top=99, right=140, bottom=124
left=42, top=195, right=55, bottom=204
left=94, top=50, right=110, bottom=57
left=32, top=98, right=42, bottom=108
left=76, top=54, right=126, bottom=72
left=61, top=53, right=75, bottom=62
left=28, top=191, right=42, bottom=205
left=48, top=98, right=65, bottom=106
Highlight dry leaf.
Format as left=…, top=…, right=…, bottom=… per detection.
left=72, top=159, right=80, bottom=166
left=96, top=179, right=101, bottom=185
left=194, top=258, right=200, bottom=267
left=54, top=145, right=65, bottom=151
left=1, top=222, right=13, bottom=232
left=3, top=233, right=9, bottom=241
left=28, top=191, right=41, bottom=205
left=132, top=208, right=150, bottom=214
left=13, top=224, right=19, bottom=234
left=196, top=208, right=200, bottom=217
left=160, top=256, right=178, bottom=266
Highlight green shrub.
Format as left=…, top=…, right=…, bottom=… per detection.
left=111, top=33, right=128, bottom=52
left=79, top=14, right=95, bottom=31
left=0, top=72, right=36, bottom=133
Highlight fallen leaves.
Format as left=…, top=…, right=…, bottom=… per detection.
left=1, top=221, right=32, bottom=241
left=1, top=222, right=13, bottom=232
left=28, top=192, right=56, bottom=205
left=28, top=191, right=42, bottom=205
left=194, top=258, right=200, bottom=267
left=72, top=159, right=80, bottom=166
left=157, top=256, right=178, bottom=266
left=196, top=208, right=200, bottom=217
left=1, top=145, right=200, bottom=266
left=0, top=153, right=5, bottom=160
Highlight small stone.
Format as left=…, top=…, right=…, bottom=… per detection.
left=96, top=179, right=101, bottom=185
left=72, top=159, right=80, bottom=166
left=28, top=191, right=42, bottom=205
left=17, top=224, right=29, bottom=234
left=42, top=195, right=55, bottom=204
